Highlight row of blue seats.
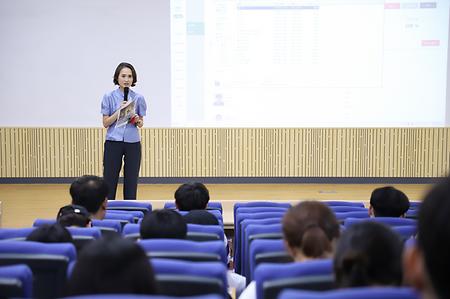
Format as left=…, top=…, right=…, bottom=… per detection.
left=0, top=244, right=420, bottom=299
left=233, top=201, right=419, bottom=280
left=0, top=239, right=229, bottom=298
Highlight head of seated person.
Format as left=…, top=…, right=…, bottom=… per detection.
left=67, top=236, right=158, bottom=296
left=70, top=175, right=108, bottom=220
left=174, top=182, right=210, bottom=211
left=183, top=209, right=219, bottom=225
left=403, top=176, right=450, bottom=299
left=282, top=201, right=340, bottom=262
left=369, top=186, right=410, bottom=217
left=140, top=209, right=187, bottom=239
left=334, top=221, right=403, bottom=288
left=26, top=223, right=73, bottom=243
left=57, top=204, right=92, bottom=227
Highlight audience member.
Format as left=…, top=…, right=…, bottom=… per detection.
left=66, top=236, right=158, bottom=296
left=403, top=177, right=450, bottom=299
left=70, top=175, right=108, bottom=220
left=57, top=204, right=92, bottom=227
left=282, top=201, right=340, bottom=261
left=140, top=209, right=187, bottom=239
left=26, top=223, right=73, bottom=243
left=369, top=186, right=410, bottom=217
left=183, top=209, right=219, bottom=225
left=175, top=182, right=210, bottom=211
left=334, top=221, right=403, bottom=288
left=239, top=201, right=340, bottom=299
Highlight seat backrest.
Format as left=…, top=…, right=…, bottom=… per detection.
left=104, top=212, right=134, bottom=226
left=106, top=200, right=152, bottom=214
left=344, top=217, right=417, bottom=229
left=322, top=201, right=365, bottom=207
left=106, top=210, right=144, bottom=223
left=233, top=202, right=291, bottom=231
left=250, top=239, right=292, bottom=281
left=334, top=211, right=370, bottom=222
left=67, top=227, right=102, bottom=253
left=0, top=264, right=33, bottom=298
left=164, top=202, right=223, bottom=213
left=255, top=259, right=334, bottom=299
left=0, top=228, right=36, bottom=241
left=392, top=225, right=417, bottom=241
left=0, top=241, right=76, bottom=298
left=278, top=287, right=419, bottom=299
left=122, top=223, right=141, bottom=240
left=234, top=212, right=285, bottom=274
left=91, top=219, right=123, bottom=235
left=151, top=259, right=227, bottom=297
left=138, top=239, right=227, bottom=264
left=123, top=223, right=224, bottom=242
left=187, top=224, right=224, bottom=242
left=62, top=294, right=223, bottom=299
left=243, top=223, right=283, bottom=279
left=329, top=206, right=368, bottom=213
left=33, top=219, right=56, bottom=227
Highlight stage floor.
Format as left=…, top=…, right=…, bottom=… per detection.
left=0, top=183, right=431, bottom=228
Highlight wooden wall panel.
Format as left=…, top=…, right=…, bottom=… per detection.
left=0, top=128, right=449, bottom=178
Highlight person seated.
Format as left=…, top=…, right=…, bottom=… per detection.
left=57, top=204, right=92, bottom=227
left=369, top=186, right=410, bottom=217
left=66, top=236, right=158, bottom=296
left=70, top=175, right=109, bottom=220
left=403, top=177, right=450, bottom=299
left=175, top=182, right=210, bottom=211
left=239, top=201, right=340, bottom=299
left=334, top=221, right=403, bottom=288
left=140, top=209, right=187, bottom=239
left=183, top=209, right=219, bottom=225
left=26, top=223, right=73, bottom=243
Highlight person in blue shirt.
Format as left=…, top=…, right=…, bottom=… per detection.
left=101, top=62, right=147, bottom=200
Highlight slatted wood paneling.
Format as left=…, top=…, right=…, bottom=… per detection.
left=0, top=128, right=449, bottom=178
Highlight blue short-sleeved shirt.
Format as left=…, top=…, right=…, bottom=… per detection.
left=101, top=88, right=147, bottom=143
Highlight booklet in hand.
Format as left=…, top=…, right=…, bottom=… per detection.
left=115, top=100, right=136, bottom=128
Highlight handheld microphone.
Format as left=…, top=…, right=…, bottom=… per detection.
left=124, top=87, right=129, bottom=101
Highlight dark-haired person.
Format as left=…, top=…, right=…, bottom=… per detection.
left=175, top=182, right=210, bottom=211
left=140, top=209, right=187, bottom=239
left=369, top=186, right=410, bottom=217
left=57, top=204, right=92, bottom=227
left=334, top=221, right=403, bottom=288
left=239, top=201, right=340, bottom=299
left=66, top=236, right=157, bottom=296
left=403, top=177, right=450, bottom=299
left=70, top=175, right=108, bottom=220
left=101, top=62, right=147, bottom=200
left=26, top=223, right=73, bottom=243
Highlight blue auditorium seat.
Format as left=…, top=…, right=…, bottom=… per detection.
left=255, top=259, right=334, bottom=299
left=107, top=200, right=152, bottom=214
left=0, top=264, right=33, bottom=298
left=0, top=241, right=76, bottom=298
left=278, top=287, right=419, bottom=299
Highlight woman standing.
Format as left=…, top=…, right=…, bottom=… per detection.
left=101, top=62, right=147, bottom=200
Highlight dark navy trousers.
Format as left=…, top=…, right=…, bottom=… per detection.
left=103, top=140, right=141, bottom=200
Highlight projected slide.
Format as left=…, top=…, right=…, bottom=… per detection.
left=171, top=0, right=449, bottom=127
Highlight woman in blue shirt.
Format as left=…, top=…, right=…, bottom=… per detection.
left=101, top=62, right=147, bottom=200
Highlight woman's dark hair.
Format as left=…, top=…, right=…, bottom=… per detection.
left=140, top=209, right=187, bottom=239
left=113, top=62, right=137, bottom=87
left=282, top=201, right=340, bottom=258
left=57, top=204, right=91, bottom=227
left=26, top=223, right=73, bottom=243
left=67, top=236, right=157, bottom=295
left=334, top=221, right=403, bottom=288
